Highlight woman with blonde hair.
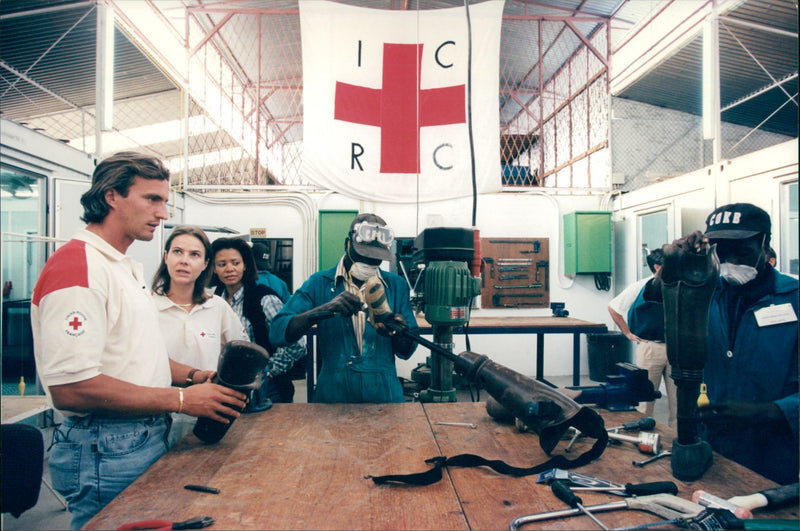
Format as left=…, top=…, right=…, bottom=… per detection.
left=152, top=226, right=248, bottom=446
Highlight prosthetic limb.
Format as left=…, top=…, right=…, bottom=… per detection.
left=193, top=340, right=270, bottom=444
left=660, top=242, right=719, bottom=481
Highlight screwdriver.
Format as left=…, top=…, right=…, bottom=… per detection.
left=552, top=480, right=610, bottom=530
left=606, top=417, right=656, bottom=432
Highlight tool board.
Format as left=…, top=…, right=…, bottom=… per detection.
left=480, top=238, right=550, bottom=309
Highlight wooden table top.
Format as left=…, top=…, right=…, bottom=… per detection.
left=415, top=315, right=608, bottom=332
left=84, top=402, right=798, bottom=530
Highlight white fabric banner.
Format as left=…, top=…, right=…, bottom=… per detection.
left=300, top=0, right=504, bottom=203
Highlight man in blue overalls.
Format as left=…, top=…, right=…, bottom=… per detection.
left=270, top=213, right=418, bottom=403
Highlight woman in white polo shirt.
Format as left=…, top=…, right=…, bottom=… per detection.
left=151, top=226, right=248, bottom=447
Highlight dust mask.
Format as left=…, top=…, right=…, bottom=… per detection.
left=350, top=261, right=380, bottom=282
left=719, top=263, right=758, bottom=285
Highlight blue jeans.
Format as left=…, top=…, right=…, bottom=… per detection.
left=49, top=414, right=170, bottom=530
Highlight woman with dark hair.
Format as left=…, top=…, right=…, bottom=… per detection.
left=152, top=226, right=248, bottom=446
left=210, top=237, right=306, bottom=408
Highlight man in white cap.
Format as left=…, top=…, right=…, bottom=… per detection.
left=270, top=213, right=418, bottom=403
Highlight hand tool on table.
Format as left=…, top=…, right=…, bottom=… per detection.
left=727, top=483, right=799, bottom=512
left=492, top=293, right=543, bottom=306
left=692, top=490, right=753, bottom=519
left=493, top=283, right=542, bottom=290
left=117, top=516, right=214, bottom=530
left=608, top=430, right=661, bottom=455
left=498, top=265, right=528, bottom=272
left=537, top=469, right=678, bottom=498
left=566, top=417, right=655, bottom=452
left=434, top=421, right=477, bottom=429
left=509, top=493, right=706, bottom=531
left=633, top=451, right=671, bottom=467
left=551, top=480, right=610, bottom=530
left=499, top=274, right=528, bottom=280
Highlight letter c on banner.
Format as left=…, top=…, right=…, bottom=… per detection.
left=433, top=143, right=453, bottom=170
left=435, top=41, right=456, bottom=69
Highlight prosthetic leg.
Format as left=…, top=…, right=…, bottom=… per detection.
left=660, top=243, right=719, bottom=481
left=193, top=340, right=270, bottom=444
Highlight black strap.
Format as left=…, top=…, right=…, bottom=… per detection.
left=367, top=415, right=608, bottom=486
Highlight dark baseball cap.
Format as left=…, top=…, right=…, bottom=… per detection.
left=705, top=203, right=771, bottom=240
left=251, top=242, right=270, bottom=269
left=349, top=213, right=394, bottom=261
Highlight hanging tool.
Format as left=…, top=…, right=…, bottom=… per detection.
left=498, top=266, right=528, bottom=272
left=482, top=257, right=495, bottom=279
left=117, top=516, right=215, bottom=530
left=497, top=258, right=532, bottom=264
left=536, top=260, right=549, bottom=291
left=551, top=480, right=610, bottom=530
left=509, top=493, right=706, bottom=531
left=493, top=283, right=542, bottom=290
left=499, top=274, right=528, bottom=280
left=633, top=451, right=672, bottom=467
left=492, top=293, right=543, bottom=306
left=520, top=241, right=541, bottom=254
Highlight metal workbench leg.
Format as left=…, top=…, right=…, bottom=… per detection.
left=536, top=334, right=544, bottom=381
left=572, top=333, right=581, bottom=386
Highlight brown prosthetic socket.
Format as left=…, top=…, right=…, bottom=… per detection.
left=456, top=351, right=607, bottom=455
left=660, top=243, right=719, bottom=480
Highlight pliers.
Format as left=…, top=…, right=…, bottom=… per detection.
left=117, top=515, right=214, bottom=530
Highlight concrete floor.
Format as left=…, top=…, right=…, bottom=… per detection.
left=1, top=374, right=670, bottom=530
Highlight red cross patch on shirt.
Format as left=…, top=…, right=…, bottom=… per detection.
left=64, top=311, right=88, bottom=337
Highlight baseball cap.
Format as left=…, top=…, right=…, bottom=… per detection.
left=251, top=242, right=270, bottom=270
left=705, top=203, right=771, bottom=240
left=349, top=213, right=394, bottom=261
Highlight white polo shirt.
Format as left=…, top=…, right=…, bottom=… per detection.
left=153, top=292, right=248, bottom=371
left=608, top=276, right=652, bottom=319
left=31, top=229, right=172, bottom=415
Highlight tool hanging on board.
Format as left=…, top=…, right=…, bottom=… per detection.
left=498, top=266, right=528, bottom=272
left=499, top=274, right=528, bottom=280
left=493, top=283, right=542, bottom=290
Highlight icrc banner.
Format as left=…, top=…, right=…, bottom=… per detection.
left=300, top=0, right=504, bottom=203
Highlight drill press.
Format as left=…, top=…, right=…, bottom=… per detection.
left=410, top=227, right=481, bottom=402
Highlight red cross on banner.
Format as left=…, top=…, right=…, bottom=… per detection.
left=300, top=0, right=503, bottom=203
left=334, top=43, right=466, bottom=174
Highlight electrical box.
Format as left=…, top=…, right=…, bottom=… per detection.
left=563, top=211, right=612, bottom=275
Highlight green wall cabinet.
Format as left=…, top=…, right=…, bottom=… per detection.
left=563, top=211, right=612, bottom=275
left=318, top=210, right=358, bottom=271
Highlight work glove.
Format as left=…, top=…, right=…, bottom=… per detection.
left=317, top=291, right=365, bottom=318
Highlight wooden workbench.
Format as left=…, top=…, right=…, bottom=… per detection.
left=84, top=402, right=797, bottom=530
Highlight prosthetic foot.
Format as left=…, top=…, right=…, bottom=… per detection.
left=193, top=340, right=270, bottom=444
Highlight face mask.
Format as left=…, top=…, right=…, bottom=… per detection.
left=719, top=262, right=758, bottom=285
left=349, top=261, right=380, bottom=281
